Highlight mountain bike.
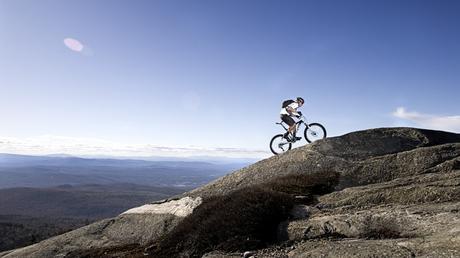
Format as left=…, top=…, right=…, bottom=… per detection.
left=270, top=115, right=326, bottom=155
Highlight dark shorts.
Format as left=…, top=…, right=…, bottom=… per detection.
left=281, top=114, right=295, bottom=126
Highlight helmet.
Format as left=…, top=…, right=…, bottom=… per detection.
left=296, top=97, right=305, bottom=104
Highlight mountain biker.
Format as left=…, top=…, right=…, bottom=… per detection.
left=280, top=97, right=304, bottom=141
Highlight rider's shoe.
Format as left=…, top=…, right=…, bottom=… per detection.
left=294, top=136, right=302, bottom=141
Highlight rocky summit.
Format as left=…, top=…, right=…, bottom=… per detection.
left=1, top=127, right=460, bottom=258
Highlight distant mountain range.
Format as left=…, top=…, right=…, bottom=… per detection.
left=0, top=183, right=189, bottom=252
left=0, top=153, right=253, bottom=252
left=0, top=153, right=253, bottom=188
left=0, top=183, right=189, bottom=219
left=0, top=153, right=260, bottom=164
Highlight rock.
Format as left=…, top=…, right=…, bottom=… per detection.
left=289, top=205, right=320, bottom=220
left=122, top=196, right=202, bottom=217
left=184, top=128, right=460, bottom=199
left=0, top=214, right=181, bottom=258
left=2, top=127, right=460, bottom=258
left=287, top=239, right=415, bottom=258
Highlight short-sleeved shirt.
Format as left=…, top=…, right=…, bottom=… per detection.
left=280, top=102, right=299, bottom=116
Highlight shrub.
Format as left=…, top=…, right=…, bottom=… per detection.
left=146, top=171, right=340, bottom=257
left=360, top=216, right=402, bottom=239
left=263, top=171, right=340, bottom=198
left=147, top=187, right=294, bottom=257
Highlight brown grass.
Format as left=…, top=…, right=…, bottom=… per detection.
left=146, top=171, right=340, bottom=258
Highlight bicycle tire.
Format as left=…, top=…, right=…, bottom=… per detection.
left=304, top=123, right=327, bottom=143
left=270, top=134, right=292, bottom=155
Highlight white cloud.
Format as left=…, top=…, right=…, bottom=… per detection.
left=64, top=38, right=84, bottom=52
left=392, top=107, right=460, bottom=132
left=0, top=135, right=270, bottom=159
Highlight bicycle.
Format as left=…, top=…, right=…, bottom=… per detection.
left=269, top=115, right=326, bottom=155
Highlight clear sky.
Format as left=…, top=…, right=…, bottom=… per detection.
left=0, top=0, right=459, bottom=158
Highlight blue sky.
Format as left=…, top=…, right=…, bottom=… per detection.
left=0, top=0, right=459, bottom=158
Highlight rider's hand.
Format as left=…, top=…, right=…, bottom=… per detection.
left=298, top=111, right=302, bottom=116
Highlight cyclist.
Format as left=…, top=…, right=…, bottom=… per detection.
left=280, top=97, right=304, bottom=141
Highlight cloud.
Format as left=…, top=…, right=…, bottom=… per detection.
left=392, top=107, right=460, bottom=132
left=64, top=38, right=84, bottom=52
left=0, top=135, right=270, bottom=159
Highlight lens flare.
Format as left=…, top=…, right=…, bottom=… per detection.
left=63, top=38, right=84, bottom=52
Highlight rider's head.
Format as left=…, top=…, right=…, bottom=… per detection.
left=296, top=97, right=305, bottom=106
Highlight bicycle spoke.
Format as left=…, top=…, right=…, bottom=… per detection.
left=304, top=124, right=326, bottom=143
left=270, top=134, right=292, bottom=155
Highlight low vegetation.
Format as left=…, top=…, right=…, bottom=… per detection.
left=0, top=184, right=188, bottom=252
left=146, top=171, right=340, bottom=258
left=0, top=215, right=89, bottom=252
left=360, top=216, right=404, bottom=240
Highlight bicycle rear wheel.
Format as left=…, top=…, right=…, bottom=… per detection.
left=304, top=123, right=327, bottom=143
left=270, top=134, right=292, bottom=155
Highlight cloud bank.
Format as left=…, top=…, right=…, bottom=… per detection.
left=392, top=107, right=460, bottom=132
left=0, top=135, right=270, bottom=159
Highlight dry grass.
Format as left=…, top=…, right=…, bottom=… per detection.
left=146, top=171, right=340, bottom=258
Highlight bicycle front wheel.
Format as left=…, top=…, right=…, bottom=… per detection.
left=304, top=123, right=327, bottom=143
left=270, top=134, right=292, bottom=155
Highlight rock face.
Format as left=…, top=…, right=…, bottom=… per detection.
left=122, top=196, right=203, bottom=217
left=2, top=127, right=460, bottom=258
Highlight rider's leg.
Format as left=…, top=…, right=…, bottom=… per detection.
left=288, top=124, right=296, bottom=135
left=290, top=124, right=301, bottom=140
left=282, top=125, right=296, bottom=141
left=284, top=128, right=292, bottom=139
left=281, top=115, right=295, bottom=139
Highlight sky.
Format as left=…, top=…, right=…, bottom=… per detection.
left=0, top=0, right=459, bottom=159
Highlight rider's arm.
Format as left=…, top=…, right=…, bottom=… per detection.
left=287, top=106, right=300, bottom=116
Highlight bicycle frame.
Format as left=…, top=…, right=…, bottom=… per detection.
left=276, top=116, right=309, bottom=133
